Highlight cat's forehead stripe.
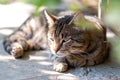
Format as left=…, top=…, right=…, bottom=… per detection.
left=55, top=15, right=73, bottom=36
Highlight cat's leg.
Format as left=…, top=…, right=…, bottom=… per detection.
left=3, top=37, right=30, bottom=58
left=53, top=57, right=68, bottom=72
left=4, top=36, right=46, bottom=58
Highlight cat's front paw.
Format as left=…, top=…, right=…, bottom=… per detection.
left=10, top=43, right=23, bottom=58
left=53, top=62, right=68, bottom=72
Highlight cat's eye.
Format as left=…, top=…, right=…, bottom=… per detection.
left=50, top=38, right=54, bottom=41
left=62, top=38, right=71, bottom=44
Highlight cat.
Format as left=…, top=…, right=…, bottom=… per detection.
left=3, top=9, right=109, bottom=72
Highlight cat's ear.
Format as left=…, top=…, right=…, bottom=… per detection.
left=68, top=11, right=105, bottom=33
left=68, top=11, right=84, bottom=25
left=43, top=9, right=57, bottom=28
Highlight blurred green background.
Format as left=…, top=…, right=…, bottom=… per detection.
left=0, top=0, right=119, bottom=31
left=0, top=0, right=60, bottom=8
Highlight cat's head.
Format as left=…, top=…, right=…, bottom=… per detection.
left=44, top=9, right=105, bottom=57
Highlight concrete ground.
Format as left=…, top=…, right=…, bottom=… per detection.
left=0, top=2, right=120, bottom=80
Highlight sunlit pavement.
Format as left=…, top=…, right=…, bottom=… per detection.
left=0, top=2, right=120, bottom=80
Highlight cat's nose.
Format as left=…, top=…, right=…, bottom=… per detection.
left=53, top=45, right=61, bottom=53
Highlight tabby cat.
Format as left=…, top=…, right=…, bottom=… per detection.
left=3, top=9, right=109, bottom=72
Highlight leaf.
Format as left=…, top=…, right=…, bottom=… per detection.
left=19, top=0, right=60, bottom=8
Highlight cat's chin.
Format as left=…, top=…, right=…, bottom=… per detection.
left=51, top=50, right=67, bottom=57
left=55, top=54, right=66, bottom=57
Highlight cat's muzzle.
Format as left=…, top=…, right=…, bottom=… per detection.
left=52, top=50, right=68, bottom=57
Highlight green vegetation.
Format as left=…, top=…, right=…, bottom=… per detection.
left=103, top=0, right=120, bottom=27
left=18, top=0, right=60, bottom=8
left=18, top=0, right=61, bottom=16
left=0, top=0, right=61, bottom=16
left=0, top=0, right=13, bottom=4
